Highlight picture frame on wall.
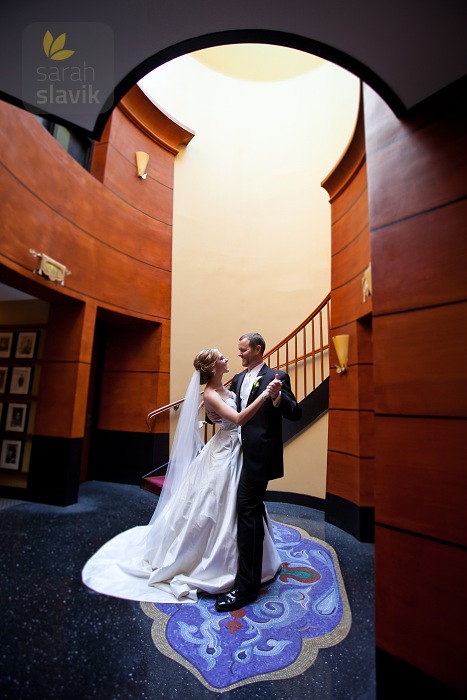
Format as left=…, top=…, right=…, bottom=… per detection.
left=0, top=332, right=13, bottom=359
left=0, top=439, right=22, bottom=470
left=15, top=331, right=39, bottom=360
left=10, top=366, right=33, bottom=395
left=5, top=403, right=29, bottom=432
left=0, top=367, right=8, bottom=394
left=0, top=402, right=3, bottom=423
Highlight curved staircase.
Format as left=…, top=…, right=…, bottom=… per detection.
left=143, top=293, right=331, bottom=494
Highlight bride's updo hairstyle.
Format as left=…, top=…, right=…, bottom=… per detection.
left=194, top=348, right=221, bottom=384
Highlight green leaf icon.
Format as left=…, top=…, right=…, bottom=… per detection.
left=43, top=30, right=75, bottom=60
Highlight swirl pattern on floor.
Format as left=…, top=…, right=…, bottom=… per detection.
left=141, top=521, right=351, bottom=692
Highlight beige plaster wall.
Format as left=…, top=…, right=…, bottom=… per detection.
left=140, top=45, right=359, bottom=499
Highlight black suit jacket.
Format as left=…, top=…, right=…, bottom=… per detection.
left=229, top=365, right=302, bottom=482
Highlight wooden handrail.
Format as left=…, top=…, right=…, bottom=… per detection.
left=146, top=293, right=331, bottom=434
left=262, top=293, right=331, bottom=402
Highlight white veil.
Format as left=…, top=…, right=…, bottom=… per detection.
left=148, top=370, right=204, bottom=526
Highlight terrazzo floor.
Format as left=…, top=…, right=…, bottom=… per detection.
left=0, top=481, right=375, bottom=699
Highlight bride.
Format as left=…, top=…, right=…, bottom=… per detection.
left=82, top=348, right=282, bottom=603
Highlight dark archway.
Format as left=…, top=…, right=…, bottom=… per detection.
left=98, top=29, right=403, bottom=141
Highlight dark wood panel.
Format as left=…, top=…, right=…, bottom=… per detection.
left=0, top=175, right=172, bottom=318
left=327, top=451, right=374, bottom=506
left=43, top=303, right=95, bottom=364
left=0, top=101, right=173, bottom=277
left=328, top=364, right=358, bottom=409
left=328, top=408, right=373, bottom=457
left=364, top=86, right=467, bottom=231
left=331, top=188, right=369, bottom=256
left=98, top=369, right=164, bottom=432
left=330, top=363, right=374, bottom=410
left=326, top=451, right=360, bottom=503
left=0, top=160, right=171, bottom=277
left=34, top=361, right=90, bottom=438
left=375, top=525, right=467, bottom=692
left=104, top=323, right=162, bottom=372
left=111, top=107, right=176, bottom=188
left=328, top=163, right=368, bottom=221
left=332, top=225, right=371, bottom=288
left=118, top=85, right=195, bottom=155
left=331, top=275, right=372, bottom=327
left=374, top=415, right=467, bottom=546
left=370, top=197, right=467, bottom=316
left=33, top=303, right=95, bottom=439
left=103, top=144, right=174, bottom=223
left=322, top=92, right=366, bottom=207
left=356, top=315, right=373, bottom=363
left=89, top=140, right=109, bottom=182
left=359, top=454, right=375, bottom=505
left=373, top=303, right=467, bottom=417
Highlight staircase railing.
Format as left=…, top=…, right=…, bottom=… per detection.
left=146, top=293, right=331, bottom=435
left=262, top=293, right=331, bottom=404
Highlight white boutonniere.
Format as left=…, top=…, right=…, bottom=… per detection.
left=251, top=375, right=265, bottom=392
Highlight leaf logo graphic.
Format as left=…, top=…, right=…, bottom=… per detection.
left=43, top=31, right=75, bottom=60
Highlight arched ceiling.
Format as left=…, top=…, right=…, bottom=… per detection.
left=1, top=0, right=466, bottom=139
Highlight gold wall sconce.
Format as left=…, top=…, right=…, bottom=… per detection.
left=135, top=151, right=149, bottom=179
left=362, top=263, right=372, bottom=302
left=30, top=249, right=71, bottom=286
left=332, top=334, right=349, bottom=374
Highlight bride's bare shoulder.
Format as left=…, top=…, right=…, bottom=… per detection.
left=204, top=386, right=231, bottom=404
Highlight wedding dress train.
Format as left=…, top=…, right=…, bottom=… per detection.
left=82, top=394, right=281, bottom=603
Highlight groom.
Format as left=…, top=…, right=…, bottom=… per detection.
left=214, top=331, right=302, bottom=612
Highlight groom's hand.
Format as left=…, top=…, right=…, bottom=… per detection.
left=270, top=373, right=282, bottom=405
left=269, top=374, right=281, bottom=399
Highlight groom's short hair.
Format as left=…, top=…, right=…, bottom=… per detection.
left=239, top=332, right=265, bottom=354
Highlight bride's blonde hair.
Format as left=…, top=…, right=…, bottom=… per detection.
left=194, top=348, right=221, bottom=384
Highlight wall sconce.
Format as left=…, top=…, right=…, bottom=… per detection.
left=362, top=263, right=372, bottom=302
left=332, top=334, right=349, bottom=374
left=30, top=249, right=71, bottom=286
left=135, top=151, right=149, bottom=179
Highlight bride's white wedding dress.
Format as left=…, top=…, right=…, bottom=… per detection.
left=82, top=393, right=281, bottom=603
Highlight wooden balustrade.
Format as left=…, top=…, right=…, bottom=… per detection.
left=146, top=293, right=331, bottom=440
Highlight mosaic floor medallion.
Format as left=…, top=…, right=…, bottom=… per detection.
left=141, top=521, right=351, bottom=692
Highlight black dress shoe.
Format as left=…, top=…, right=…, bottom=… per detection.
left=215, top=588, right=258, bottom=612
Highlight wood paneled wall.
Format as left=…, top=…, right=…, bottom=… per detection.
left=363, top=79, right=467, bottom=694
left=322, top=96, right=375, bottom=542
left=0, top=86, right=194, bottom=502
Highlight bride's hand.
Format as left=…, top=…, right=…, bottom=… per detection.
left=263, top=376, right=281, bottom=400
left=266, top=374, right=282, bottom=401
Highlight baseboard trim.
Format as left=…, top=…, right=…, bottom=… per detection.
left=325, top=492, right=374, bottom=543
left=265, top=489, right=325, bottom=511
left=376, top=648, right=465, bottom=698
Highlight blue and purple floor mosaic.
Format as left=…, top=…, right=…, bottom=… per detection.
left=141, top=520, right=351, bottom=692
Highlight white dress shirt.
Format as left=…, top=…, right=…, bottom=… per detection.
left=239, top=362, right=265, bottom=410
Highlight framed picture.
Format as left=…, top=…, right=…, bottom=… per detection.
left=0, top=367, right=8, bottom=393
left=0, top=332, right=13, bottom=358
left=15, top=331, right=39, bottom=360
left=0, top=439, right=23, bottom=470
left=5, top=403, right=29, bottom=432
left=0, top=402, right=3, bottom=423
left=10, top=366, right=33, bottom=395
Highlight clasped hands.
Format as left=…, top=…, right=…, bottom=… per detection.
left=205, top=374, right=282, bottom=424
left=262, top=375, right=282, bottom=402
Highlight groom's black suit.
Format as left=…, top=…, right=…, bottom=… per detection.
left=229, top=364, right=302, bottom=595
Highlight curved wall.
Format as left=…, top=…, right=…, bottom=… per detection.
left=322, top=97, right=374, bottom=541
left=0, top=86, right=193, bottom=503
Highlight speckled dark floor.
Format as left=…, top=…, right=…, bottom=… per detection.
left=0, top=481, right=375, bottom=699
